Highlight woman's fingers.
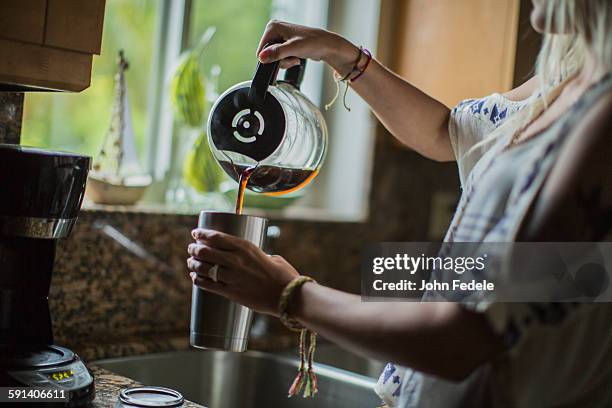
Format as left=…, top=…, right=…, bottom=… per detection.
left=256, top=21, right=309, bottom=63
left=187, top=243, right=236, bottom=267
left=187, top=257, right=213, bottom=275
left=188, top=258, right=237, bottom=284
left=279, top=57, right=301, bottom=69
left=191, top=272, right=228, bottom=297
left=256, top=20, right=289, bottom=55
left=258, top=42, right=286, bottom=62
left=191, top=228, right=245, bottom=251
left=256, top=20, right=334, bottom=67
left=259, top=38, right=309, bottom=63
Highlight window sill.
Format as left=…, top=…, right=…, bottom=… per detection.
left=81, top=201, right=366, bottom=224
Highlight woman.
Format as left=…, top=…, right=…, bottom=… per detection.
left=187, top=0, right=612, bottom=406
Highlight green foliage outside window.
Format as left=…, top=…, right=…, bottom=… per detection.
left=189, top=0, right=272, bottom=95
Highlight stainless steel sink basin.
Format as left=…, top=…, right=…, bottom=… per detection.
left=94, top=347, right=381, bottom=408
left=309, top=343, right=385, bottom=379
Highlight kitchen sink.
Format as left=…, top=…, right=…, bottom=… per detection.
left=94, top=346, right=382, bottom=408
left=309, top=343, right=385, bottom=379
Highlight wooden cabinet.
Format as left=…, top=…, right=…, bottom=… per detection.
left=0, top=0, right=106, bottom=92
left=45, top=0, right=106, bottom=54
left=386, top=0, right=539, bottom=108
left=0, top=0, right=47, bottom=45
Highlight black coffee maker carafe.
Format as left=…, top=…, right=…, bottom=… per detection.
left=207, top=59, right=328, bottom=195
left=0, top=144, right=95, bottom=407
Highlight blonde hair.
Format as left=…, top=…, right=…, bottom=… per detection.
left=537, top=0, right=611, bottom=88
left=462, top=0, right=612, bottom=160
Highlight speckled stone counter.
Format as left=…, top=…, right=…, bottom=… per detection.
left=90, top=365, right=205, bottom=407
left=47, top=130, right=459, bottom=362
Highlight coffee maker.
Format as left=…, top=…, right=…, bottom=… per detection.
left=0, top=144, right=95, bottom=406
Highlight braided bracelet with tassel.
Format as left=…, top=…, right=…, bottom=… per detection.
left=278, top=276, right=318, bottom=398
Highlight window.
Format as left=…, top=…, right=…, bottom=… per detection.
left=20, top=0, right=381, bottom=222
left=188, top=0, right=273, bottom=94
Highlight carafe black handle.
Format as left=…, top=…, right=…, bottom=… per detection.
left=249, top=56, right=280, bottom=105
left=283, top=59, right=306, bottom=89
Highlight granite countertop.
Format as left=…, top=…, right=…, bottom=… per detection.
left=90, top=365, right=205, bottom=408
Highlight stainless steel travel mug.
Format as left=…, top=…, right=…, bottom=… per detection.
left=190, top=211, right=268, bottom=352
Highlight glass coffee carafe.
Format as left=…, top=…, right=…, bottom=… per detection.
left=207, top=59, right=327, bottom=196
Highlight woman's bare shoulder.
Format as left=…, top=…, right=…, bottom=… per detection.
left=503, top=76, right=539, bottom=102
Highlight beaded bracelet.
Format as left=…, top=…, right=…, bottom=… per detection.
left=278, top=276, right=318, bottom=398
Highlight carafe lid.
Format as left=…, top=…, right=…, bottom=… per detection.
left=209, top=61, right=286, bottom=162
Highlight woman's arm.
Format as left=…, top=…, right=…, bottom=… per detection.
left=187, top=230, right=503, bottom=381
left=347, top=59, right=454, bottom=161
left=290, top=282, right=503, bottom=381
left=257, top=21, right=454, bottom=162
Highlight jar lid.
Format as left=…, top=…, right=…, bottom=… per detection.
left=118, top=386, right=184, bottom=407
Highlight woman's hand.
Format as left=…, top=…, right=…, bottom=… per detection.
left=187, top=228, right=300, bottom=316
left=257, top=20, right=359, bottom=77
left=257, top=20, right=454, bottom=162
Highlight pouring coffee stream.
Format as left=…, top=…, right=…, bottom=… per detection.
left=234, top=164, right=256, bottom=214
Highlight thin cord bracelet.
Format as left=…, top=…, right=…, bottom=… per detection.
left=342, top=46, right=364, bottom=80
left=350, top=47, right=372, bottom=82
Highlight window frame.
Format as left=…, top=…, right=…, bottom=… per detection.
left=145, top=0, right=190, bottom=183
left=143, top=0, right=381, bottom=222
